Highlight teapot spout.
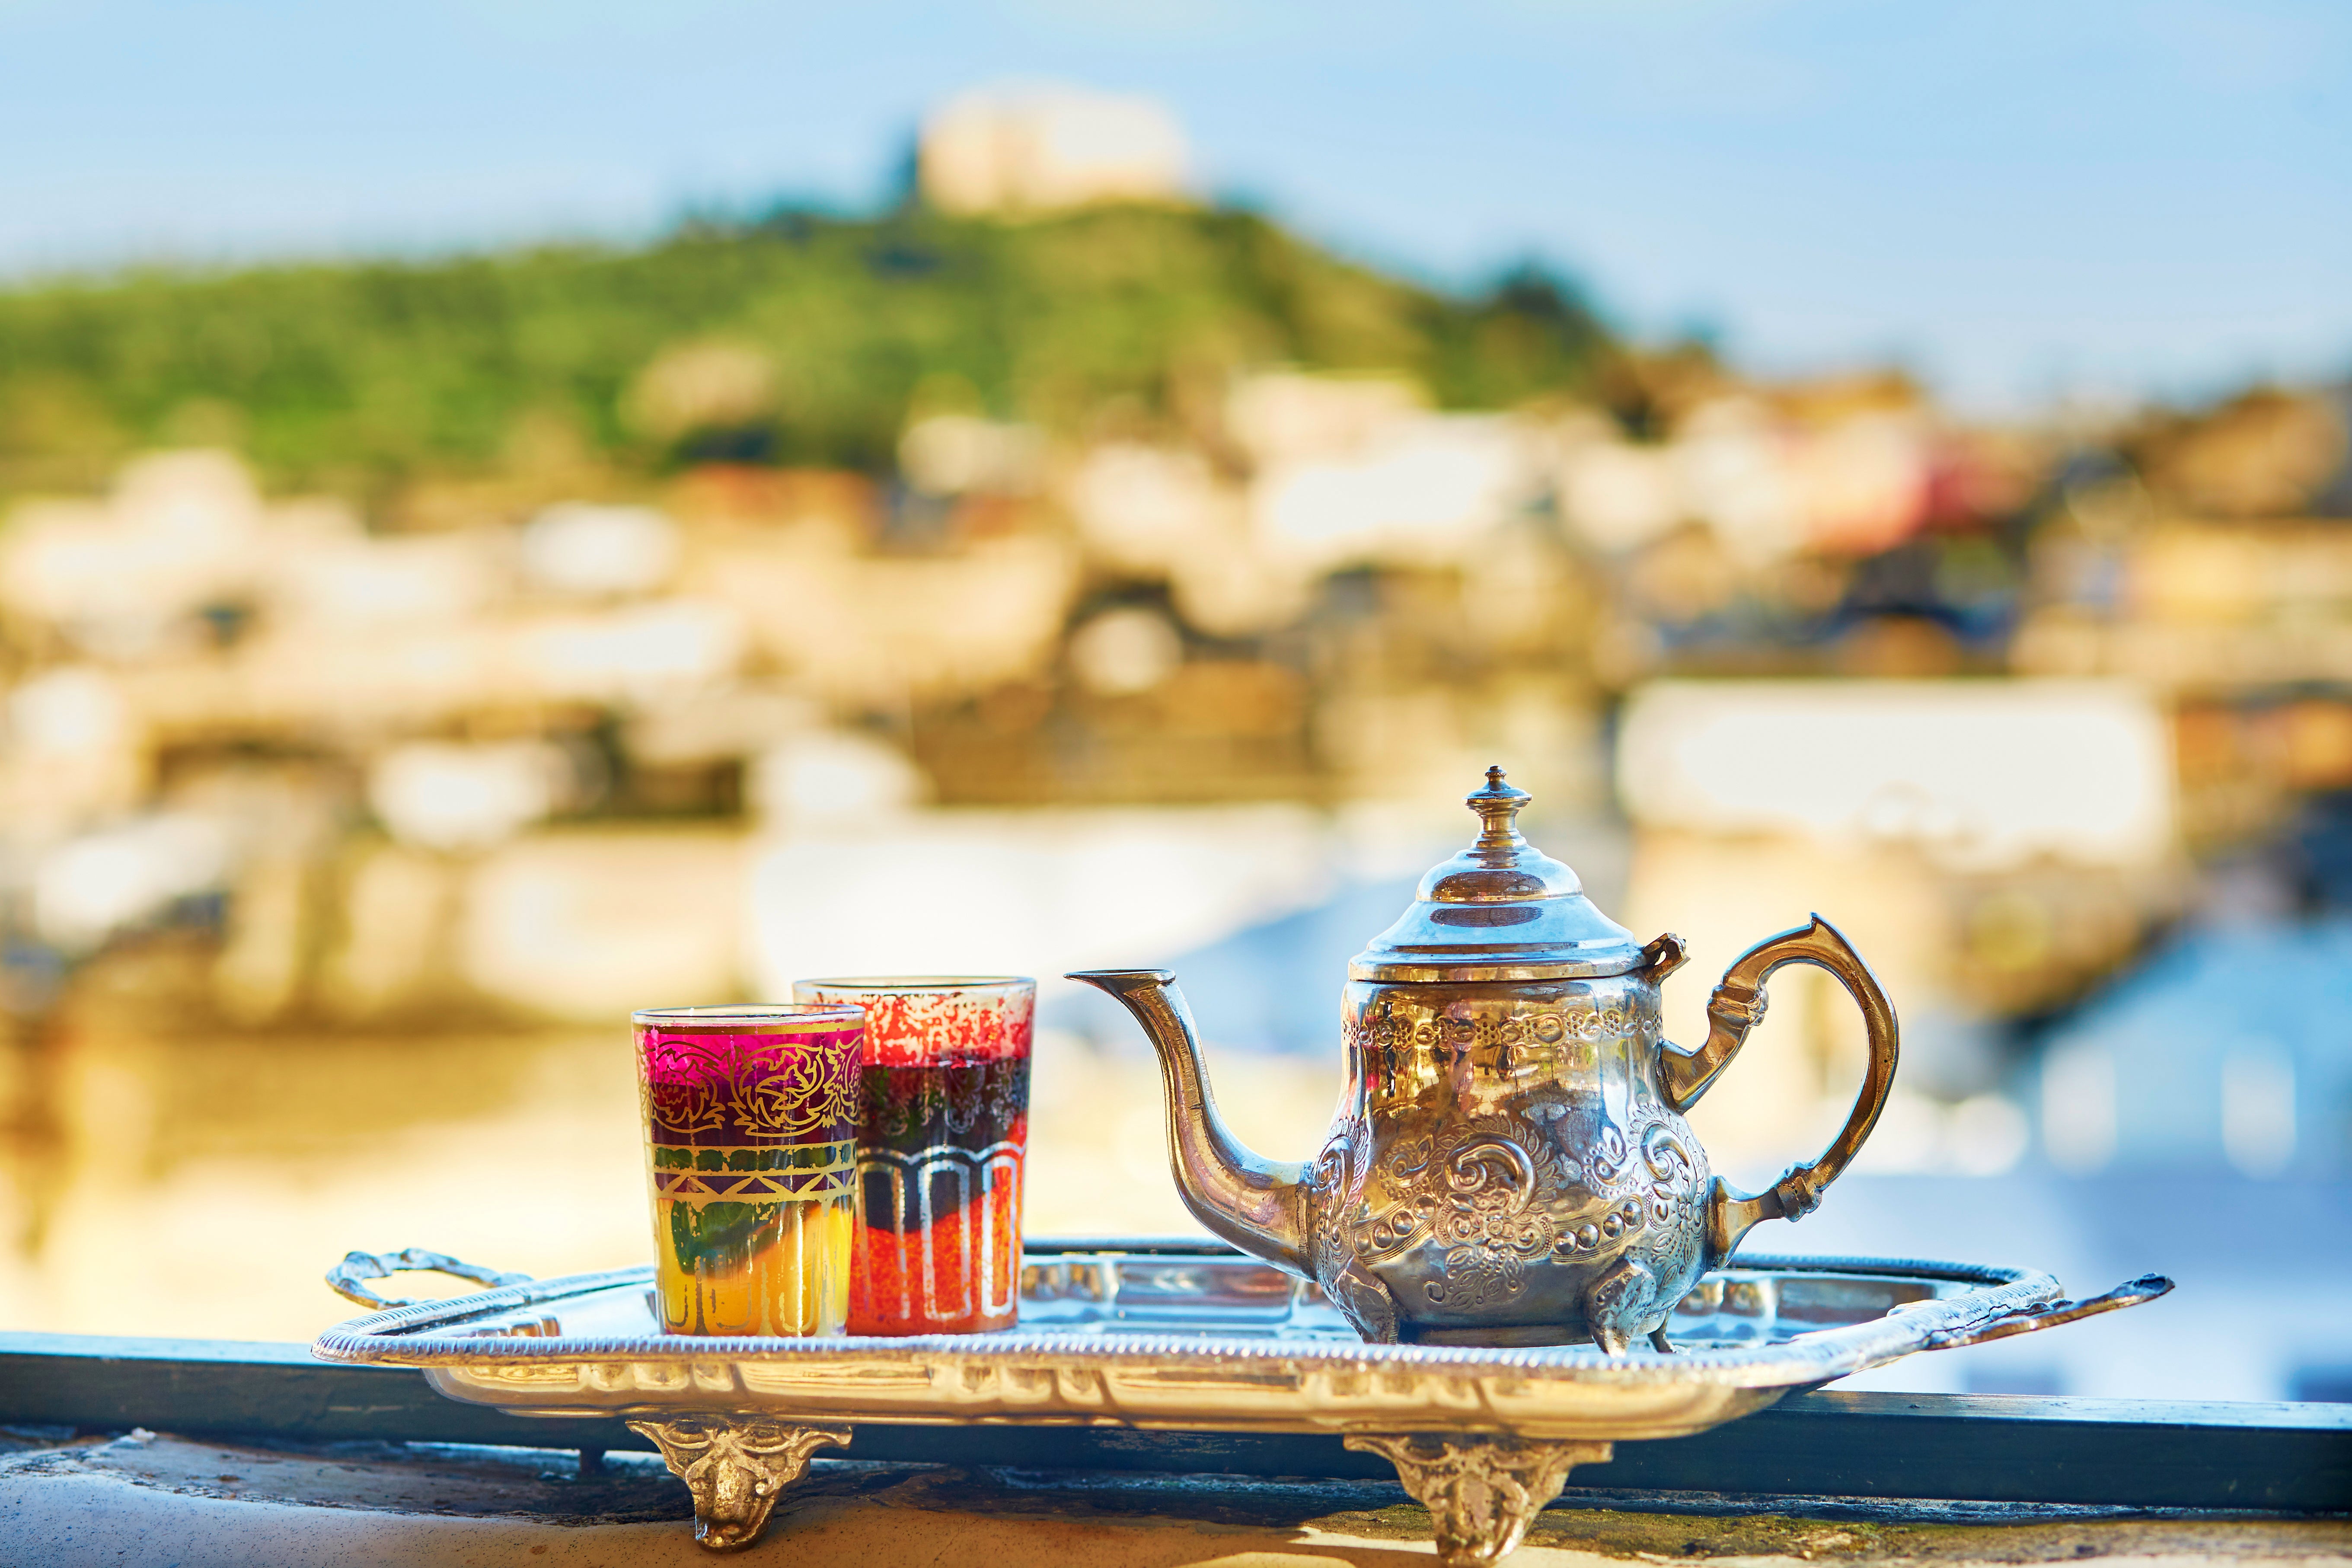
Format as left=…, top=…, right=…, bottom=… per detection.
left=1067, top=970, right=1310, bottom=1275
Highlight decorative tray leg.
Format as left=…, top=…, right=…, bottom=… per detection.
left=1344, top=1434, right=1613, bottom=1566
left=625, top=1416, right=852, bottom=1552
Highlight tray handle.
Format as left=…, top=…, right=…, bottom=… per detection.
left=327, top=1247, right=534, bottom=1310
left=1923, top=1271, right=2172, bottom=1351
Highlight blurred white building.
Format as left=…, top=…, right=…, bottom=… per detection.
left=898, top=415, right=1046, bottom=497
left=920, top=83, right=1191, bottom=216
left=1252, top=412, right=1541, bottom=572
left=1616, top=679, right=2177, bottom=874
left=1613, top=678, right=2180, bottom=1182
left=1554, top=399, right=1934, bottom=563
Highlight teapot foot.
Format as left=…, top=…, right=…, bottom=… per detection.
left=1345, top=1433, right=1614, bottom=1566
left=1327, top=1259, right=1402, bottom=1344
left=1586, top=1255, right=1665, bottom=1356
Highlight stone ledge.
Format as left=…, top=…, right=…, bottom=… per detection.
left=0, top=1429, right=2342, bottom=1568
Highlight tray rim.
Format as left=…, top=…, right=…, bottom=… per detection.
left=313, top=1249, right=2059, bottom=1394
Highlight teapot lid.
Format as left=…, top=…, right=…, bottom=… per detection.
left=1349, top=766, right=1642, bottom=983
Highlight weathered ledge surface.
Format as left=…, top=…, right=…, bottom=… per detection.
left=1, top=1428, right=2343, bottom=1568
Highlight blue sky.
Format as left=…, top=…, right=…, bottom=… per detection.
left=0, top=0, right=2343, bottom=410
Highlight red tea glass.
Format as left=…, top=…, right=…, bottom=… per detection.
left=632, top=1004, right=864, bottom=1337
left=791, top=976, right=1033, bottom=1335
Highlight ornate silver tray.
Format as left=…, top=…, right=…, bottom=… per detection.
left=316, top=1242, right=2165, bottom=1565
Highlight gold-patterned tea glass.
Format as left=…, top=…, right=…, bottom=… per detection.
left=633, top=1004, right=863, bottom=1336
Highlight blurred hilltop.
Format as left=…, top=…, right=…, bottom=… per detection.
left=0, top=203, right=1610, bottom=504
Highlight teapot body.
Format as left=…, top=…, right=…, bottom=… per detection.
left=1309, top=971, right=1711, bottom=1347
left=1072, top=766, right=1901, bottom=1353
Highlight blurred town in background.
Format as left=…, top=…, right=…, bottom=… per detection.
left=0, top=86, right=2347, bottom=1400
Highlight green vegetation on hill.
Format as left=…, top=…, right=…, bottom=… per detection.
left=0, top=205, right=1613, bottom=504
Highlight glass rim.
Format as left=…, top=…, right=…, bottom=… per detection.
left=791, top=974, right=1034, bottom=993
left=631, top=1003, right=866, bottom=1028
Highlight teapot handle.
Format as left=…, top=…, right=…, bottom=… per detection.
left=1655, top=915, right=1900, bottom=1260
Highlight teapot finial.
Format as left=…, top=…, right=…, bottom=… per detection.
left=1467, top=764, right=1531, bottom=853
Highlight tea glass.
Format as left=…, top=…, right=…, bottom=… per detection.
left=791, top=976, right=1034, bottom=1335
left=633, top=1004, right=864, bottom=1336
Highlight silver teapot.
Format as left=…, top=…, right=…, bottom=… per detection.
left=1073, top=766, right=1899, bottom=1351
